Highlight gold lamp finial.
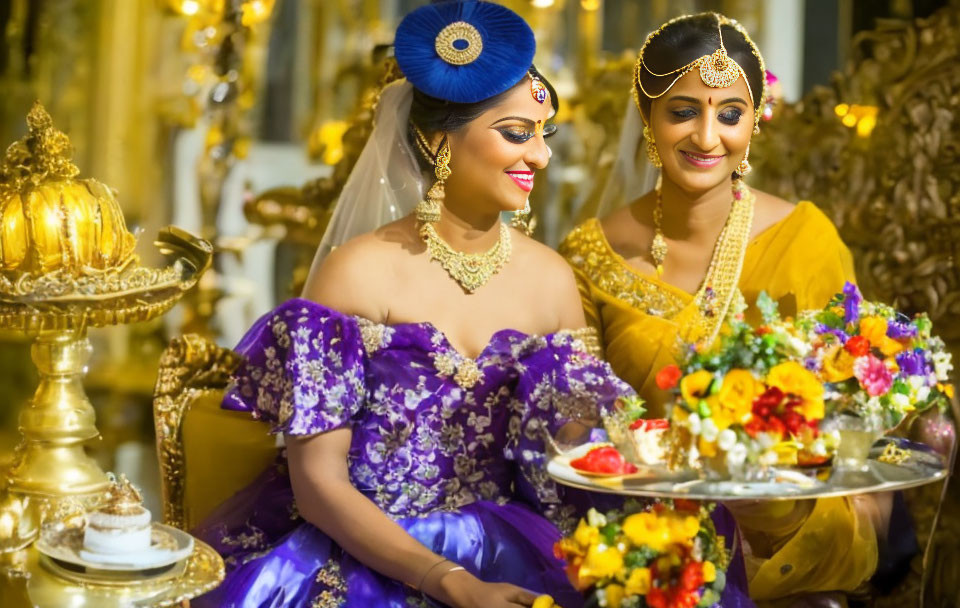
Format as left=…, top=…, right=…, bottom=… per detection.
left=0, top=102, right=80, bottom=196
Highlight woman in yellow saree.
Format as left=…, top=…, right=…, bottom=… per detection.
left=559, top=13, right=887, bottom=605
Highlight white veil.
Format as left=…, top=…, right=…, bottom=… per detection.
left=595, top=96, right=660, bottom=217
left=308, top=80, right=423, bottom=272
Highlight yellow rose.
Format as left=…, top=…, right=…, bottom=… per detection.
left=623, top=512, right=671, bottom=552
left=767, top=361, right=825, bottom=421
left=681, top=370, right=714, bottom=407
left=603, top=584, right=625, bottom=608
left=859, top=316, right=888, bottom=346
left=580, top=545, right=623, bottom=580
left=666, top=515, right=701, bottom=544
left=573, top=519, right=599, bottom=549
left=703, top=561, right=717, bottom=583
left=821, top=345, right=856, bottom=383
left=717, top=369, right=761, bottom=429
left=879, top=336, right=905, bottom=357
left=624, top=568, right=652, bottom=595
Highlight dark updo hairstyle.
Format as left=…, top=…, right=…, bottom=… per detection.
left=635, top=13, right=764, bottom=121
left=407, top=65, right=558, bottom=171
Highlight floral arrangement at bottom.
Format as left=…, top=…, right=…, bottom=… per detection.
left=796, top=282, right=953, bottom=431
left=554, top=499, right=728, bottom=608
left=656, top=293, right=834, bottom=476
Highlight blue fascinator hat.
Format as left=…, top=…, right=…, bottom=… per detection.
left=394, top=1, right=536, bottom=104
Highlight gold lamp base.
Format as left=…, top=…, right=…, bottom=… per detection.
left=6, top=331, right=109, bottom=499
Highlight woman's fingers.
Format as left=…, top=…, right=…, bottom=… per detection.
left=501, top=584, right=539, bottom=605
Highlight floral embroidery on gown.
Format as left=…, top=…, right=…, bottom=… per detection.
left=192, top=299, right=751, bottom=607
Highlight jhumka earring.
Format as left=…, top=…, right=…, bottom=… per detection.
left=736, top=142, right=752, bottom=177
left=643, top=125, right=663, bottom=168
left=511, top=199, right=533, bottom=235
left=415, top=135, right=450, bottom=223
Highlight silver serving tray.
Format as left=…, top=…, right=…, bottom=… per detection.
left=547, top=437, right=947, bottom=501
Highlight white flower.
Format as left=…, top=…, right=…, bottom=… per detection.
left=586, top=508, right=607, bottom=528
left=788, top=335, right=812, bottom=357
left=718, top=429, right=737, bottom=451
left=757, top=432, right=777, bottom=449
left=759, top=450, right=779, bottom=466
left=932, top=352, right=953, bottom=382
left=725, top=443, right=747, bottom=467
left=891, top=393, right=912, bottom=412
left=701, top=418, right=719, bottom=442
left=688, top=413, right=702, bottom=436
left=811, top=438, right=827, bottom=456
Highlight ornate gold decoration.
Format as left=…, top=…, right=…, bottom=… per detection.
left=748, top=6, right=960, bottom=605
left=98, top=473, right=144, bottom=516
left=635, top=13, right=767, bottom=130
left=152, top=334, right=242, bottom=531
left=510, top=199, right=535, bottom=236
left=435, top=21, right=483, bottom=66
left=415, top=136, right=449, bottom=225
left=0, top=104, right=211, bottom=548
left=420, top=222, right=512, bottom=294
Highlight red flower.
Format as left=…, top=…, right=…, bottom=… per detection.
left=755, top=326, right=772, bottom=336
left=656, top=365, right=683, bottom=390
left=844, top=335, right=871, bottom=357
left=674, top=499, right=699, bottom=513
left=646, top=588, right=668, bottom=608
left=680, top=561, right=704, bottom=591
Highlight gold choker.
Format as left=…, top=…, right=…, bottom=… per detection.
left=420, top=222, right=512, bottom=293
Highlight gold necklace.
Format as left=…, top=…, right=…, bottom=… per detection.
left=420, top=221, right=512, bottom=293
left=687, top=179, right=755, bottom=346
left=654, top=179, right=754, bottom=346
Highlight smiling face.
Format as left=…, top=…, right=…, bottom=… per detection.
left=646, top=70, right=754, bottom=194
left=441, top=79, right=556, bottom=215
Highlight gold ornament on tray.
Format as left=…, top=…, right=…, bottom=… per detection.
left=0, top=102, right=212, bottom=546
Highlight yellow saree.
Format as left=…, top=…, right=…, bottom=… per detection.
left=559, top=201, right=878, bottom=601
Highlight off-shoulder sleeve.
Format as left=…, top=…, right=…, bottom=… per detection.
left=504, top=330, right=634, bottom=531
left=222, top=298, right=367, bottom=436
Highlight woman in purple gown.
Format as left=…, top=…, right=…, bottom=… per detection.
left=193, top=2, right=753, bottom=607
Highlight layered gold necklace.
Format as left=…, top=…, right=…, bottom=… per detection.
left=420, top=221, right=512, bottom=293
left=654, top=179, right=755, bottom=346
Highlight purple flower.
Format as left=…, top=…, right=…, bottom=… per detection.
left=804, top=357, right=820, bottom=372
left=815, top=324, right=849, bottom=343
left=842, top=282, right=862, bottom=325
left=886, top=319, right=918, bottom=339
left=896, top=349, right=931, bottom=377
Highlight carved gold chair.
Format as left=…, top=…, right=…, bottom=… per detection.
left=152, top=335, right=276, bottom=532
left=751, top=6, right=960, bottom=606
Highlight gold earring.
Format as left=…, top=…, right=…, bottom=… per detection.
left=511, top=199, right=534, bottom=235
left=736, top=142, right=752, bottom=177
left=415, top=137, right=450, bottom=223
left=643, top=125, right=662, bottom=168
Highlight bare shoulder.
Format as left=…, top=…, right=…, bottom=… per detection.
left=302, top=217, right=419, bottom=319
left=510, top=229, right=586, bottom=329
left=511, top=229, right=576, bottom=284
left=750, top=188, right=796, bottom=237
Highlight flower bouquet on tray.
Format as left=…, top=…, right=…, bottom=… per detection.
left=655, top=293, right=833, bottom=479
left=554, top=500, right=728, bottom=608
left=796, top=282, right=953, bottom=467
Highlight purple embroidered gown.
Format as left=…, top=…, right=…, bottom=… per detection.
left=193, top=299, right=752, bottom=607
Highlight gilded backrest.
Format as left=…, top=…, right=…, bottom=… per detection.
left=153, top=334, right=276, bottom=531
left=751, top=6, right=960, bottom=607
